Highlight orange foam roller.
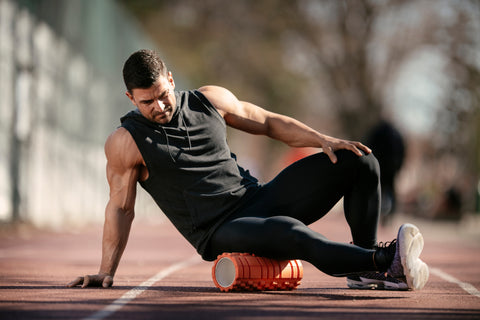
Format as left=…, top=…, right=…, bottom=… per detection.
left=212, top=252, right=303, bottom=292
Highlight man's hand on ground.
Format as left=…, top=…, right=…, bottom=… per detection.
left=67, top=274, right=113, bottom=288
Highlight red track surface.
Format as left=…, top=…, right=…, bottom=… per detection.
left=1, top=211, right=479, bottom=319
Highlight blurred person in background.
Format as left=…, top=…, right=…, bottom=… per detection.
left=68, top=49, right=428, bottom=291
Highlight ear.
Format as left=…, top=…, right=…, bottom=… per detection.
left=125, top=91, right=136, bottom=106
left=167, top=71, right=175, bottom=89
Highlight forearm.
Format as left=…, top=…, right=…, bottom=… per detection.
left=98, top=202, right=134, bottom=276
left=266, top=115, right=326, bottom=148
left=212, top=91, right=369, bottom=162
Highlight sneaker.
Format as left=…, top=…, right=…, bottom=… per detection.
left=387, top=223, right=429, bottom=290
left=347, top=240, right=409, bottom=290
left=347, top=272, right=409, bottom=290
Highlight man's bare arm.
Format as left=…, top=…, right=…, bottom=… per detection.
left=198, top=85, right=371, bottom=163
left=67, top=128, right=142, bottom=288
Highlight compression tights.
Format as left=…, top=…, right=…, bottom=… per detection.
left=208, top=150, right=383, bottom=276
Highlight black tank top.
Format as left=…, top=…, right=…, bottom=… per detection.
left=120, top=90, right=259, bottom=260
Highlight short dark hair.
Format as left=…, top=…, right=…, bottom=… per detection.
left=122, top=49, right=168, bottom=93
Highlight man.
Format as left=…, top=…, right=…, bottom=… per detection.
left=68, top=49, right=428, bottom=291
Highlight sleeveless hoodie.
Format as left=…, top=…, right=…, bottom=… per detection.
left=120, top=90, right=259, bottom=260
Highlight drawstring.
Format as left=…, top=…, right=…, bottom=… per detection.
left=159, top=109, right=192, bottom=164
left=160, top=126, right=176, bottom=163
left=180, top=112, right=192, bottom=150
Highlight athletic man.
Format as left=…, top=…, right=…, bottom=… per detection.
left=68, top=49, right=428, bottom=290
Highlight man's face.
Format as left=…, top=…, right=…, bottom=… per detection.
left=126, top=72, right=176, bottom=124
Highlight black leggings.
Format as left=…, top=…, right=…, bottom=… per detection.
left=208, top=150, right=381, bottom=276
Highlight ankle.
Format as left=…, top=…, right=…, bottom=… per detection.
left=373, top=247, right=393, bottom=272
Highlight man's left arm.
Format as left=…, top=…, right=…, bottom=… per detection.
left=198, top=85, right=371, bottom=163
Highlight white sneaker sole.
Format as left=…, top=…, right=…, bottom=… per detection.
left=397, top=223, right=429, bottom=290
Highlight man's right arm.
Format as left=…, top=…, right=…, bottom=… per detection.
left=67, top=128, right=143, bottom=288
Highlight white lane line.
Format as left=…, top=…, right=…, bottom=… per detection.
left=83, top=255, right=202, bottom=320
left=430, top=267, right=480, bottom=298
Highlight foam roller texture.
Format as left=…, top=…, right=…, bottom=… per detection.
left=212, top=252, right=303, bottom=292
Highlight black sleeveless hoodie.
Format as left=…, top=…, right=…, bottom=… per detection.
left=120, top=90, right=259, bottom=260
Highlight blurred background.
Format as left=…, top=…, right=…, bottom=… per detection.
left=1, top=0, right=479, bottom=229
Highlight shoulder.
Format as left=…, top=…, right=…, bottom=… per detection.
left=197, top=85, right=241, bottom=117
left=105, top=127, right=133, bottom=152
left=197, top=85, right=237, bottom=102
left=105, top=127, right=144, bottom=169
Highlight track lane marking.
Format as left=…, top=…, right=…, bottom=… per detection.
left=430, top=267, right=480, bottom=298
left=83, top=255, right=202, bottom=320
left=82, top=259, right=479, bottom=320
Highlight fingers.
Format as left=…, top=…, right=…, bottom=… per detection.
left=323, top=140, right=372, bottom=164
left=323, top=147, right=338, bottom=164
left=67, top=275, right=113, bottom=288
left=341, top=141, right=369, bottom=157
left=82, top=275, right=91, bottom=288
left=82, top=274, right=105, bottom=288
left=103, top=276, right=114, bottom=288
left=353, top=141, right=372, bottom=155
left=66, top=276, right=84, bottom=288
left=348, top=143, right=365, bottom=157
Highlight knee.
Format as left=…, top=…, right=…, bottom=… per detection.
left=360, top=153, right=380, bottom=178
left=357, top=153, right=380, bottom=189
left=337, top=150, right=380, bottom=186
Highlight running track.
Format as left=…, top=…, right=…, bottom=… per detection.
left=1, top=211, right=479, bottom=319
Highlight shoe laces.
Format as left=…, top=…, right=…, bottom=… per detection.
left=376, top=239, right=397, bottom=249
left=376, top=239, right=397, bottom=257
left=350, top=240, right=397, bottom=253
left=372, top=239, right=398, bottom=273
